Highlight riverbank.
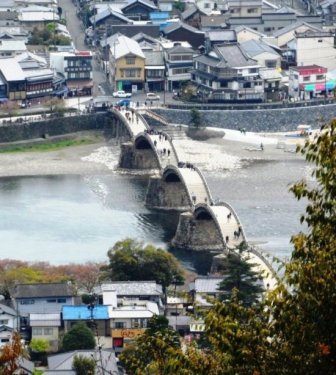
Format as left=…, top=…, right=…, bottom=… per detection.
left=0, top=127, right=305, bottom=177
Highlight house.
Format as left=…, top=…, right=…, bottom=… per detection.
left=234, top=25, right=266, bottom=43
left=121, top=0, right=158, bottom=21
left=13, top=282, right=76, bottom=317
left=272, top=21, right=322, bottom=48
left=295, top=30, right=336, bottom=71
left=225, top=0, right=263, bottom=18
left=62, top=305, right=111, bottom=348
left=108, top=34, right=145, bottom=92
left=0, top=39, right=27, bottom=58
left=50, top=50, right=93, bottom=96
left=0, top=11, right=19, bottom=28
left=259, top=67, right=282, bottom=101
left=18, top=6, right=60, bottom=31
left=29, top=313, right=62, bottom=351
left=45, top=349, right=119, bottom=375
left=162, top=21, right=205, bottom=49
left=109, top=299, right=159, bottom=352
left=205, top=30, right=237, bottom=50
left=15, top=0, right=57, bottom=8
left=132, top=32, right=161, bottom=50
left=144, top=50, right=165, bottom=91
left=107, top=24, right=160, bottom=39
left=192, top=43, right=263, bottom=102
left=89, top=6, right=132, bottom=29
left=0, top=304, right=18, bottom=347
left=200, top=15, right=229, bottom=31
left=288, top=64, right=331, bottom=100
left=164, top=44, right=194, bottom=91
left=189, top=276, right=223, bottom=308
left=240, top=39, right=281, bottom=68
left=0, top=28, right=29, bottom=43
left=0, top=58, right=26, bottom=100
left=95, top=281, right=164, bottom=308
left=181, top=4, right=207, bottom=29
left=0, top=0, right=15, bottom=12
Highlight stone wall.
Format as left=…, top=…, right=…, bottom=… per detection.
left=172, top=212, right=223, bottom=251
left=145, top=175, right=191, bottom=211
left=119, top=143, right=160, bottom=169
left=153, top=104, right=336, bottom=132
left=0, top=113, right=130, bottom=144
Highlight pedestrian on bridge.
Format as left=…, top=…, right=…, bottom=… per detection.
left=167, top=149, right=170, bottom=157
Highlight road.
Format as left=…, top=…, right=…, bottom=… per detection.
left=58, top=0, right=113, bottom=97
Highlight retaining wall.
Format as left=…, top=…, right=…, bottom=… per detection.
left=153, top=104, right=336, bottom=132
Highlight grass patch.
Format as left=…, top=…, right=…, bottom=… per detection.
left=0, top=138, right=98, bottom=154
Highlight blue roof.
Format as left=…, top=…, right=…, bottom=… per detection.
left=62, top=305, right=109, bottom=320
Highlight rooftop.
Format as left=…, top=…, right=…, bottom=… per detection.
left=96, top=281, right=163, bottom=296
left=14, top=282, right=75, bottom=298
left=190, top=277, right=223, bottom=293
left=240, top=39, right=280, bottom=57
left=62, top=305, right=109, bottom=320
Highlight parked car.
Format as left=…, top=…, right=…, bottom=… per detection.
left=145, top=93, right=160, bottom=102
left=113, top=90, right=132, bottom=98
left=116, top=99, right=131, bottom=107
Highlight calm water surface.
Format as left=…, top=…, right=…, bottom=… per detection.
left=0, top=157, right=308, bottom=273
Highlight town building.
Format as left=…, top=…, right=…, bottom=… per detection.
left=144, top=50, right=165, bottom=91
left=108, top=34, right=145, bottom=92
left=29, top=313, right=62, bottom=352
left=50, top=50, right=93, bottom=96
left=162, top=21, right=205, bottom=49
left=240, top=39, right=281, bottom=69
left=0, top=304, right=18, bottom=348
left=189, top=276, right=224, bottom=309
left=288, top=64, right=331, bottom=100
left=121, top=0, right=158, bottom=21
left=192, top=43, right=263, bottom=102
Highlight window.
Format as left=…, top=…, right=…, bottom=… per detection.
left=316, top=74, right=324, bottom=80
left=32, top=327, right=43, bottom=335
left=247, top=8, right=258, bottom=13
left=172, top=67, right=191, bottom=75
left=204, top=3, right=211, bottom=8
left=249, top=68, right=257, bottom=74
left=265, top=60, right=277, bottom=68
left=115, top=322, right=125, bottom=329
left=1, top=339, right=9, bottom=343
left=47, top=299, right=56, bottom=303
left=318, top=39, right=323, bottom=43
left=20, top=299, right=35, bottom=305
left=303, top=76, right=310, bottom=82
left=44, top=328, right=53, bottom=335
left=0, top=319, right=8, bottom=325
left=57, top=298, right=66, bottom=303
left=126, top=56, right=136, bottom=64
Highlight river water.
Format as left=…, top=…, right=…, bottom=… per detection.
left=0, top=137, right=309, bottom=274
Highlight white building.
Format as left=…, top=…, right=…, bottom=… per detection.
left=0, top=304, right=18, bottom=348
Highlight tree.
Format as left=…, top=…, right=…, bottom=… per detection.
left=29, top=338, right=49, bottom=353
left=119, top=315, right=181, bottom=375
left=218, top=243, right=264, bottom=306
left=72, top=354, right=96, bottom=375
left=0, top=332, right=28, bottom=375
left=266, top=120, right=336, bottom=374
left=102, top=239, right=185, bottom=291
left=189, top=108, right=202, bottom=129
left=62, top=323, right=95, bottom=352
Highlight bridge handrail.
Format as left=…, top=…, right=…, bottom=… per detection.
left=160, top=130, right=179, bottom=164
left=140, top=109, right=169, bottom=126
left=247, top=245, right=280, bottom=282
left=109, top=109, right=135, bottom=139
left=192, top=165, right=213, bottom=205
left=215, top=200, right=247, bottom=243
left=136, top=110, right=150, bottom=130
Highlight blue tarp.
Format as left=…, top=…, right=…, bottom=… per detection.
left=62, top=305, right=109, bottom=320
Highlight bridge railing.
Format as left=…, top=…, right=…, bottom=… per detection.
left=160, top=131, right=179, bottom=165
left=215, top=200, right=247, bottom=243
left=109, top=109, right=135, bottom=139
left=141, top=109, right=170, bottom=126
left=192, top=165, right=214, bottom=205
left=136, top=110, right=150, bottom=131
left=247, top=245, right=280, bottom=283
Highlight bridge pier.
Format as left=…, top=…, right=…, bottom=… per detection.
left=118, top=143, right=161, bottom=169
left=172, top=212, right=224, bottom=252
left=145, top=175, right=191, bottom=211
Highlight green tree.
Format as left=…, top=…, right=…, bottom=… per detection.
left=29, top=338, right=49, bottom=353
left=266, top=120, right=336, bottom=374
left=102, top=239, right=185, bottom=291
left=218, top=243, right=264, bottom=306
left=72, top=354, right=96, bottom=375
left=190, top=108, right=202, bottom=128
left=62, top=323, right=95, bottom=352
left=119, top=315, right=181, bottom=375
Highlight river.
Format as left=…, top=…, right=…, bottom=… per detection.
left=0, top=134, right=309, bottom=274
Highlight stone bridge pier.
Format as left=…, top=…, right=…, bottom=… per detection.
left=171, top=211, right=224, bottom=252
left=118, top=134, right=161, bottom=170
left=145, top=170, right=192, bottom=211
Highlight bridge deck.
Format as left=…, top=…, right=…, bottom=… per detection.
left=119, top=109, right=148, bottom=136
left=210, top=205, right=244, bottom=249
left=148, top=134, right=178, bottom=168
left=179, top=168, right=212, bottom=205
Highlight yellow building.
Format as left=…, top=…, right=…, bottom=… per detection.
left=109, top=35, right=145, bottom=92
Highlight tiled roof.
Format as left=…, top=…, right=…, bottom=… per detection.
left=207, top=30, right=236, bottom=41
left=144, top=50, right=164, bottom=65
left=240, top=39, right=280, bottom=57
left=163, top=20, right=204, bottom=35
left=96, top=281, right=163, bottom=296
left=272, top=21, right=322, bottom=37
left=121, top=0, right=158, bottom=11
left=191, top=277, right=223, bottom=293
left=215, top=43, right=258, bottom=68
left=14, top=282, right=74, bottom=298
